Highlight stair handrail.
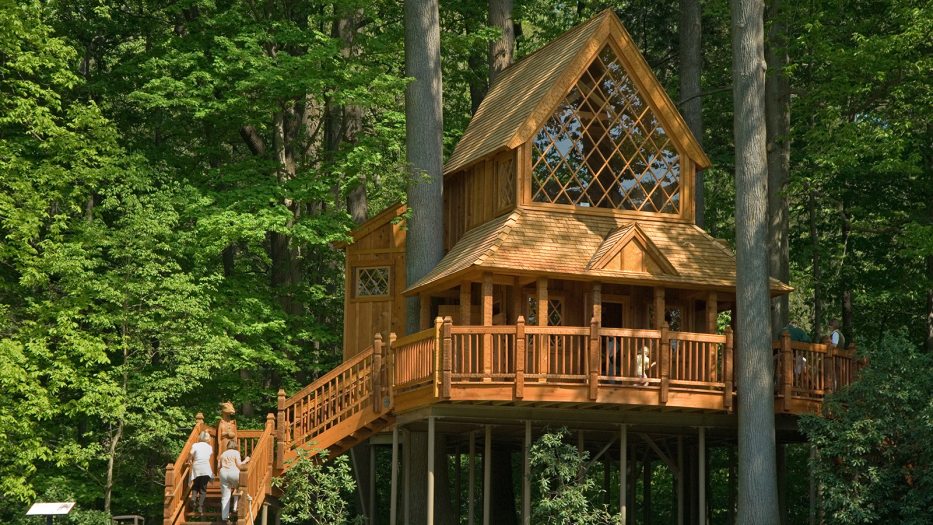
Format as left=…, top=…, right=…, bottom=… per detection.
left=163, top=412, right=205, bottom=525
left=238, top=413, right=275, bottom=525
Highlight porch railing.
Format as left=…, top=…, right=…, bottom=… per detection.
left=773, top=331, right=863, bottom=410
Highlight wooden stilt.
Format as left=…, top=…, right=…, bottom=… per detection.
left=468, top=431, right=476, bottom=525
left=619, top=424, right=627, bottom=524
left=483, top=425, right=492, bottom=525
left=370, top=445, right=377, bottom=525
left=778, top=444, right=787, bottom=525
left=523, top=420, right=531, bottom=525
left=678, top=436, right=684, bottom=525
left=390, top=426, right=398, bottom=525
left=427, top=417, right=435, bottom=525
left=728, top=444, right=736, bottom=525
left=404, top=429, right=411, bottom=525
left=455, top=445, right=462, bottom=525
left=642, top=457, right=651, bottom=525
left=809, top=446, right=816, bottom=525
left=698, top=427, right=706, bottom=525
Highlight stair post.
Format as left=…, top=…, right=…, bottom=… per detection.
left=780, top=330, right=793, bottom=411
left=442, top=317, right=453, bottom=399
left=373, top=333, right=384, bottom=413
left=388, top=332, right=397, bottom=410
left=659, top=322, right=670, bottom=404
left=723, top=327, right=734, bottom=410
left=163, top=463, right=174, bottom=525
left=276, top=389, right=286, bottom=471
left=588, top=316, right=600, bottom=400
left=515, top=316, right=525, bottom=399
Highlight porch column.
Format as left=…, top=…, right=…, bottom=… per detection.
left=677, top=436, right=684, bottom=525
left=537, top=278, right=548, bottom=381
left=619, top=424, right=627, bottom=523
left=468, top=431, right=476, bottom=525
left=592, top=282, right=603, bottom=322
left=460, top=280, right=472, bottom=325
left=698, top=427, right=706, bottom=524
left=512, top=277, right=522, bottom=324
left=390, top=426, right=399, bottom=525
left=420, top=293, right=431, bottom=331
left=523, top=420, right=531, bottom=525
left=653, top=287, right=666, bottom=329
left=706, top=292, right=718, bottom=333
left=482, top=272, right=493, bottom=381
left=483, top=425, right=492, bottom=525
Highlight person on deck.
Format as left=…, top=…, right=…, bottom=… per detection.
left=219, top=440, right=250, bottom=522
left=636, top=346, right=655, bottom=386
left=189, top=431, right=213, bottom=515
left=829, top=319, right=846, bottom=348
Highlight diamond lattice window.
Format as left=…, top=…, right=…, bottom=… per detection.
left=531, top=46, right=681, bottom=213
left=356, top=267, right=390, bottom=298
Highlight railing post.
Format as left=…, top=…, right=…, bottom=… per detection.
left=515, top=316, right=526, bottom=399
left=163, top=463, right=174, bottom=525
left=442, top=317, right=453, bottom=399
left=723, top=327, right=734, bottom=410
left=781, top=330, right=793, bottom=411
left=659, top=322, right=670, bottom=405
left=276, top=390, right=286, bottom=471
left=588, top=317, right=600, bottom=400
left=265, top=413, right=275, bottom=469
left=388, top=332, right=397, bottom=410
left=195, top=411, right=204, bottom=431
left=434, top=316, right=443, bottom=398
left=823, top=344, right=836, bottom=396
left=373, top=333, right=384, bottom=413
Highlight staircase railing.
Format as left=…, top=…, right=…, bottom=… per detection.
left=278, top=343, right=380, bottom=464
left=163, top=413, right=206, bottom=525
left=237, top=414, right=275, bottom=525
left=773, top=331, right=864, bottom=410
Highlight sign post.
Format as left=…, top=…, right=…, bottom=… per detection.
left=26, top=502, right=75, bottom=525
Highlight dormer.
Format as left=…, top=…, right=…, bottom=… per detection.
left=443, top=9, right=710, bottom=250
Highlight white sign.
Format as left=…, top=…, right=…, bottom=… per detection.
left=26, top=502, right=75, bottom=515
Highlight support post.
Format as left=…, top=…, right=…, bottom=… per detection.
left=483, top=425, right=492, bottom=525
left=460, top=281, right=472, bottom=325
left=370, top=444, right=377, bottom=525
left=276, top=393, right=286, bottom=470
left=523, top=420, right=531, bottom=525
left=824, top=344, right=836, bottom=395
left=373, top=334, right=384, bottom=413
left=434, top=317, right=443, bottom=398
left=482, top=273, right=493, bottom=382
left=388, top=332, right=397, bottom=409
left=589, top=316, right=600, bottom=400
left=455, top=446, right=462, bottom=525
left=706, top=292, right=718, bottom=333
left=653, top=287, right=665, bottom=329
left=592, top=282, right=603, bottom=322
left=781, top=329, right=793, bottom=410
left=390, top=426, right=399, bottom=525
left=724, top=327, right=734, bottom=410
left=512, top=277, right=522, bottom=324
left=660, top=322, right=670, bottom=404
left=468, top=431, right=476, bottom=525
left=442, top=317, right=452, bottom=399
left=677, top=436, right=684, bottom=525
left=619, top=424, right=627, bottom=524
left=698, top=427, right=706, bottom=525
left=537, top=278, right=549, bottom=381
left=427, top=417, right=435, bottom=525
left=404, top=429, right=411, bottom=525
left=515, top=316, right=526, bottom=399
left=420, top=293, right=431, bottom=331
left=163, top=463, right=174, bottom=525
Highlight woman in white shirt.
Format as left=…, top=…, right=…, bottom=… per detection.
left=189, top=431, right=213, bottom=515
left=219, top=440, right=250, bottom=521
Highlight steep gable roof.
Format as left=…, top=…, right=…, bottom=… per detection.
left=586, top=223, right=679, bottom=275
left=444, top=9, right=710, bottom=176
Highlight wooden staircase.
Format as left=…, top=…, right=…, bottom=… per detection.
left=163, top=338, right=396, bottom=525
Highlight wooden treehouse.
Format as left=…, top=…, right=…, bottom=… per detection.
left=163, top=10, right=860, bottom=525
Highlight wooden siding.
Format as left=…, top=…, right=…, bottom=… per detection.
left=343, top=207, right=407, bottom=359
left=444, top=150, right=517, bottom=251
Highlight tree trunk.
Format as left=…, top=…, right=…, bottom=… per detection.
left=679, top=0, right=705, bottom=227
left=404, top=0, right=445, bottom=334
left=731, top=0, right=780, bottom=523
left=765, top=0, right=791, bottom=338
left=840, top=202, right=854, bottom=343
left=490, top=447, right=518, bottom=525
left=103, top=419, right=123, bottom=513
left=468, top=49, right=488, bottom=115
left=808, top=186, right=823, bottom=341
left=408, top=431, right=429, bottom=524
left=488, top=0, right=514, bottom=85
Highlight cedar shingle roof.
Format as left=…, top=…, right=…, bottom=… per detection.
left=443, top=9, right=710, bottom=175
left=405, top=208, right=792, bottom=295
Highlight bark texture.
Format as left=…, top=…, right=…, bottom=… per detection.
left=808, top=186, right=823, bottom=341
left=731, top=0, right=780, bottom=522
left=488, top=0, right=515, bottom=85
left=765, top=0, right=791, bottom=337
left=679, top=0, right=705, bottom=227
left=404, top=0, right=445, bottom=334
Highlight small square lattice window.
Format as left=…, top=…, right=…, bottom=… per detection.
left=356, top=267, right=390, bottom=297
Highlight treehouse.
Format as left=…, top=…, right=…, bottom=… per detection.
left=164, top=10, right=861, bottom=525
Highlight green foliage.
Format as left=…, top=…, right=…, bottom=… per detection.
left=273, top=450, right=361, bottom=525
left=529, top=428, right=616, bottom=525
left=801, top=332, right=933, bottom=524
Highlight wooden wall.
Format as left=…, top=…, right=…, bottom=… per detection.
left=343, top=209, right=407, bottom=359
left=444, top=150, right=517, bottom=251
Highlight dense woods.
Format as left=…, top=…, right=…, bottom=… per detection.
left=1, top=0, right=930, bottom=523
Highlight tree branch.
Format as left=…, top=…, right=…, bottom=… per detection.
left=239, top=125, right=267, bottom=156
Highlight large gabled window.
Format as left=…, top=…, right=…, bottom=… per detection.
left=531, top=45, right=682, bottom=214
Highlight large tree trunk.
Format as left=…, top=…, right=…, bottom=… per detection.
left=765, top=0, right=791, bottom=338
left=731, top=0, right=780, bottom=523
left=679, top=0, right=705, bottom=227
left=404, top=0, right=445, bottom=334
left=840, top=202, right=854, bottom=343
left=488, top=0, right=514, bottom=85
left=808, top=186, right=823, bottom=341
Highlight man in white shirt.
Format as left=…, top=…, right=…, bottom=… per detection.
left=829, top=319, right=846, bottom=348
